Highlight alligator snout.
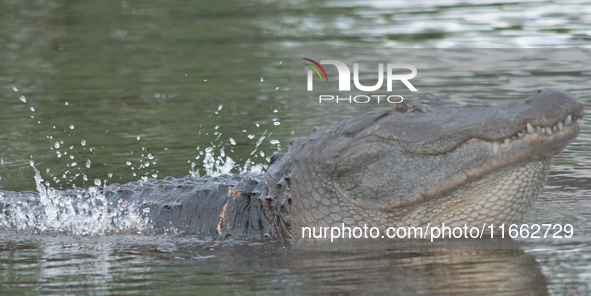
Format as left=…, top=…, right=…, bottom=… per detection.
left=523, top=88, right=584, bottom=126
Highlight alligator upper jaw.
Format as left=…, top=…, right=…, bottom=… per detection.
left=354, top=88, right=584, bottom=156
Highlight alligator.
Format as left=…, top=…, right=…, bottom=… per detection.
left=0, top=89, right=583, bottom=240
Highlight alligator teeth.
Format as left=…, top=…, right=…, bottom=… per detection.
left=511, top=117, right=572, bottom=141
left=527, top=123, right=535, bottom=134
left=493, top=141, right=500, bottom=154
left=545, top=127, right=552, bottom=135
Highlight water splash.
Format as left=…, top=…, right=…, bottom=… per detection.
left=203, top=147, right=235, bottom=176
left=0, top=161, right=150, bottom=235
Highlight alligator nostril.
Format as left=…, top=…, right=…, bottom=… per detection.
left=538, top=89, right=542, bottom=93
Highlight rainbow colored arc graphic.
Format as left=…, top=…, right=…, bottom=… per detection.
left=302, top=58, right=329, bottom=82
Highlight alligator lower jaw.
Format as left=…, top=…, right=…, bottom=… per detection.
left=414, top=156, right=551, bottom=227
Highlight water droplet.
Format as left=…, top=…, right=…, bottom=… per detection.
left=83, top=175, right=88, bottom=181
left=279, top=61, right=282, bottom=65
left=229, top=138, right=236, bottom=145
left=85, top=159, right=91, bottom=168
left=260, top=77, right=264, bottom=82
left=65, top=101, right=69, bottom=106
left=270, top=139, right=280, bottom=145
left=147, top=153, right=154, bottom=160
left=247, top=134, right=255, bottom=139
left=19, top=96, right=26, bottom=103
left=53, top=125, right=56, bottom=129
left=70, top=155, right=75, bottom=159
left=30, top=106, right=35, bottom=112
left=126, top=161, right=132, bottom=165
left=218, top=104, right=223, bottom=111
left=204, top=79, right=207, bottom=82
left=13, top=86, right=18, bottom=92
left=260, top=151, right=265, bottom=157
left=69, top=146, right=74, bottom=150
left=81, top=139, right=86, bottom=146
left=273, top=109, right=278, bottom=113
left=275, top=87, right=279, bottom=90
left=151, top=173, right=158, bottom=178
left=56, top=151, right=62, bottom=158
left=55, top=142, right=60, bottom=149
left=137, top=136, right=141, bottom=140
left=71, top=162, right=77, bottom=167
left=273, top=122, right=280, bottom=126
left=69, top=125, right=75, bottom=130
left=94, top=179, right=101, bottom=186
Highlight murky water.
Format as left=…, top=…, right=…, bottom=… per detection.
left=1, top=0, right=591, bottom=294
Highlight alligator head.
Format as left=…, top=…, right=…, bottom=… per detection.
left=289, top=89, right=583, bottom=236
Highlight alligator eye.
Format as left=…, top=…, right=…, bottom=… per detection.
left=395, top=103, right=408, bottom=113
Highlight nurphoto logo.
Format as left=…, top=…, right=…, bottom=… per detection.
left=302, top=58, right=417, bottom=104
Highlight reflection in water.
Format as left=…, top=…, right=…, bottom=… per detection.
left=292, top=248, right=548, bottom=295
left=0, top=235, right=549, bottom=295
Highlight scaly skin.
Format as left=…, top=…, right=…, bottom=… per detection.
left=290, top=89, right=582, bottom=239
